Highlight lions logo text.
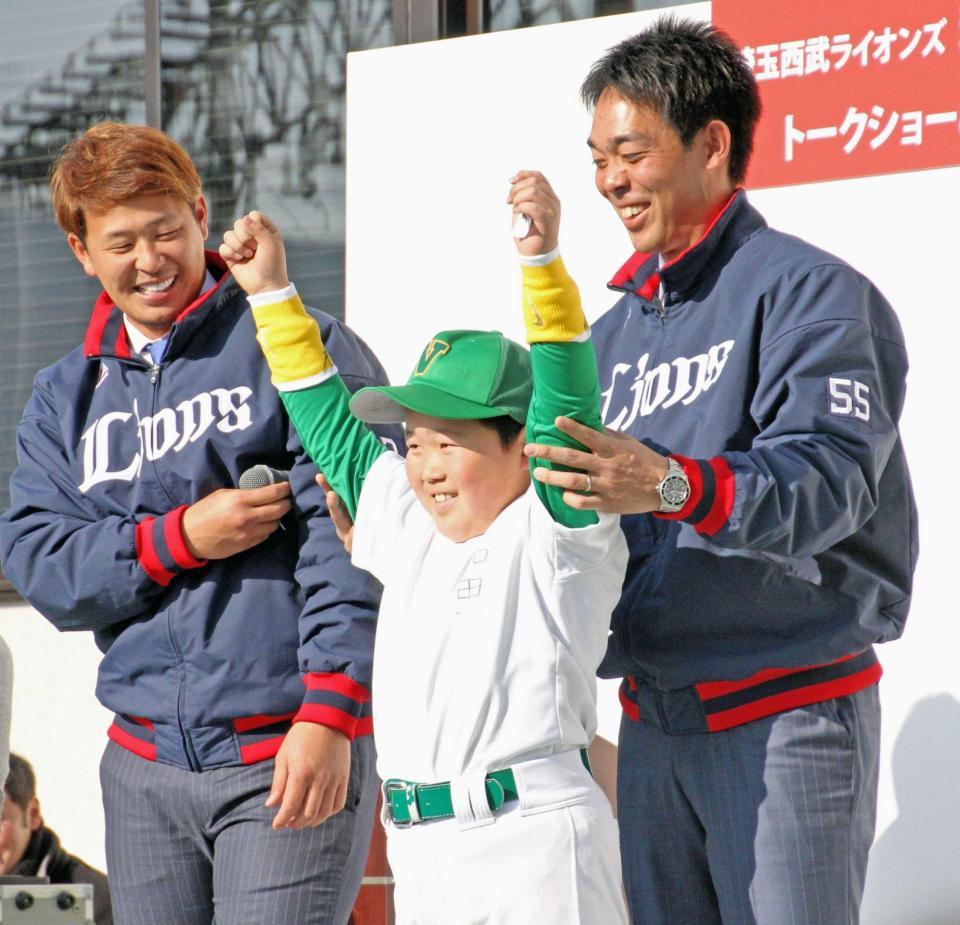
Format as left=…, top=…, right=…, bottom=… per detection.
left=601, top=340, right=735, bottom=430
left=79, top=386, right=253, bottom=492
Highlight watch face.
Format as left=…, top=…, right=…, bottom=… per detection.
left=661, top=475, right=690, bottom=506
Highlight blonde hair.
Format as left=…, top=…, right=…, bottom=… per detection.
left=50, top=122, right=202, bottom=239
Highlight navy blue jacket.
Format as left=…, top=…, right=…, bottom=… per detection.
left=0, top=255, right=392, bottom=768
left=593, top=192, right=917, bottom=732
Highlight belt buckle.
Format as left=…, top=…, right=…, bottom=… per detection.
left=383, top=779, right=421, bottom=828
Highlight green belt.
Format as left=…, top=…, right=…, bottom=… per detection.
left=385, top=748, right=592, bottom=826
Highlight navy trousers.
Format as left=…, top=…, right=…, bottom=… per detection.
left=617, top=686, right=880, bottom=925
left=100, top=736, right=377, bottom=925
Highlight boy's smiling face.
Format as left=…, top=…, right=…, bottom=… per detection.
left=404, top=411, right=530, bottom=543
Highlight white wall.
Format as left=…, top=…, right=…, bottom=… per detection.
left=345, top=7, right=957, bottom=921
left=0, top=604, right=110, bottom=869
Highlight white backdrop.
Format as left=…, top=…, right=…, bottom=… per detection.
left=0, top=4, right=954, bottom=919
left=0, top=604, right=110, bottom=869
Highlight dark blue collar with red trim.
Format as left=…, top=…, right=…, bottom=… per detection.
left=83, top=250, right=234, bottom=362
left=606, top=189, right=767, bottom=304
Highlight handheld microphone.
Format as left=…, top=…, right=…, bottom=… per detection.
left=238, top=464, right=290, bottom=489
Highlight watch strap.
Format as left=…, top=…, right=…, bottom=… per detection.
left=656, top=457, right=691, bottom=513
left=652, top=455, right=735, bottom=537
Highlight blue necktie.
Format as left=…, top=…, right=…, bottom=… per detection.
left=146, top=337, right=168, bottom=365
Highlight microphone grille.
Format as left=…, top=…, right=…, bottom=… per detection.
left=238, top=464, right=289, bottom=489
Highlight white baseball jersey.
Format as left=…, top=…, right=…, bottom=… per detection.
left=353, top=451, right=628, bottom=793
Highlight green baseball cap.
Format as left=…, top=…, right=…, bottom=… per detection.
left=349, top=329, right=532, bottom=425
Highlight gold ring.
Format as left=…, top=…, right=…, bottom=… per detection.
left=585, top=474, right=593, bottom=493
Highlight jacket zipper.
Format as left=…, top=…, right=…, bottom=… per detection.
left=146, top=355, right=200, bottom=771
left=648, top=296, right=667, bottom=369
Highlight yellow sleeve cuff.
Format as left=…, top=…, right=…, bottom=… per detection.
left=250, top=293, right=334, bottom=386
left=521, top=255, right=589, bottom=344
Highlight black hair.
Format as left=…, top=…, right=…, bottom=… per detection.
left=4, top=754, right=36, bottom=810
left=580, top=16, right=761, bottom=185
left=479, top=415, right=525, bottom=449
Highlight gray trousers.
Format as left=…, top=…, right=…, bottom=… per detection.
left=618, top=686, right=881, bottom=925
left=100, top=736, right=377, bottom=925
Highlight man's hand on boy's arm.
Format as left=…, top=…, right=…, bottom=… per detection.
left=508, top=170, right=560, bottom=257
left=220, top=210, right=291, bottom=296
left=526, top=416, right=669, bottom=514
left=507, top=168, right=669, bottom=517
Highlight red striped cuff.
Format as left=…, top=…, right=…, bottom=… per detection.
left=653, top=455, right=735, bottom=537
left=135, top=506, right=208, bottom=587
left=618, top=681, right=640, bottom=722
left=294, top=672, right=373, bottom=740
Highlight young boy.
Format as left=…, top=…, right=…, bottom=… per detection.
left=220, top=172, right=628, bottom=923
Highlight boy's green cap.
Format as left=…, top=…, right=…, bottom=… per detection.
left=349, top=329, right=532, bottom=424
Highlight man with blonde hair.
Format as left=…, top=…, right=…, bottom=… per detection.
left=0, top=122, right=392, bottom=924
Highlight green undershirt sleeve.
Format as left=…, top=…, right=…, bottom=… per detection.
left=521, top=257, right=601, bottom=528
left=280, top=382, right=387, bottom=521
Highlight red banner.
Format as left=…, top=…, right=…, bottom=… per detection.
left=713, top=0, right=960, bottom=188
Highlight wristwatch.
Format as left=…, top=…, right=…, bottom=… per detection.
left=655, top=457, right=691, bottom=513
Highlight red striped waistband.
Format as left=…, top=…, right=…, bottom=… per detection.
left=619, top=649, right=881, bottom=733
left=107, top=711, right=297, bottom=766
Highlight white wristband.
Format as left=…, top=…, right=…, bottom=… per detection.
left=517, top=244, right=561, bottom=267
left=246, top=282, right=299, bottom=307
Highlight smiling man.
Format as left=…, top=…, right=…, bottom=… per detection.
left=523, top=18, right=917, bottom=925
left=67, top=195, right=211, bottom=337
left=0, top=123, right=393, bottom=925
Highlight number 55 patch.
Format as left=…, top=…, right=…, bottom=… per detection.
left=828, top=377, right=870, bottom=421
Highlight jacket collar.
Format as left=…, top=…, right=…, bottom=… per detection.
left=12, top=825, right=59, bottom=878
left=83, top=250, right=233, bottom=361
left=607, top=189, right=766, bottom=304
